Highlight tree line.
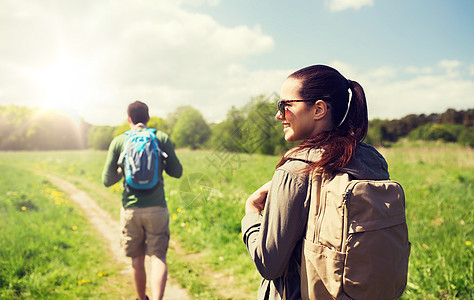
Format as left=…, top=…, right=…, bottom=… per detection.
left=366, top=108, right=473, bottom=147
left=1, top=101, right=472, bottom=152
left=0, top=105, right=90, bottom=150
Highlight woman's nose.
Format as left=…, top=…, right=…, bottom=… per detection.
left=275, top=110, right=284, bottom=120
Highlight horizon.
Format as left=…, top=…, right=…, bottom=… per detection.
left=1, top=102, right=471, bottom=128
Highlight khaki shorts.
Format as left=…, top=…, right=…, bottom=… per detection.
left=120, top=206, right=170, bottom=259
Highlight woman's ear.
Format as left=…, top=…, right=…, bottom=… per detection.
left=313, top=100, right=329, bottom=120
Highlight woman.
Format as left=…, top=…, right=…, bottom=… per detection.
left=241, top=65, right=391, bottom=299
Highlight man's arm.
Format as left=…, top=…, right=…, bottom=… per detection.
left=102, top=137, right=123, bottom=187
left=158, top=132, right=183, bottom=179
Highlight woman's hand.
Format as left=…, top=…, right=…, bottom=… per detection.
left=245, top=181, right=272, bottom=214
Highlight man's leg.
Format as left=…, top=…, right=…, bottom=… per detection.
left=132, top=255, right=147, bottom=300
left=150, top=256, right=167, bottom=300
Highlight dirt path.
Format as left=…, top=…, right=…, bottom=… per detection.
left=45, top=174, right=190, bottom=300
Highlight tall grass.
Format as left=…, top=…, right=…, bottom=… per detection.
left=1, top=142, right=472, bottom=299
left=381, top=143, right=473, bottom=299
left=0, top=160, right=134, bottom=299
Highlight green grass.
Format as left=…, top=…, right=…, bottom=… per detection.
left=380, top=144, right=473, bottom=299
left=0, top=160, right=133, bottom=299
left=1, top=143, right=473, bottom=299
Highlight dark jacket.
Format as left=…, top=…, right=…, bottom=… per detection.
left=242, top=143, right=389, bottom=299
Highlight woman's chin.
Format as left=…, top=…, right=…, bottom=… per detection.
left=284, top=132, right=295, bottom=142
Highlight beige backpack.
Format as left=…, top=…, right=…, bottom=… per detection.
left=301, top=172, right=411, bottom=300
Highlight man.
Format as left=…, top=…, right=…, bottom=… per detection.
left=102, top=101, right=183, bottom=300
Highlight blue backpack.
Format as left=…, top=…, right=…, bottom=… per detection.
left=119, top=128, right=167, bottom=191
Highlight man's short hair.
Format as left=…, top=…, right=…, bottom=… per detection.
left=127, top=101, right=150, bottom=124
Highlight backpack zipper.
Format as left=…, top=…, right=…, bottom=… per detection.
left=341, top=186, right=353, bottom=253
left=343, top=189, right=352, bottom=205
left=314, top=182, right=327, bottom=243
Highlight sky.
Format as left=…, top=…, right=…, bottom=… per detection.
left=0, top=0, right=473, bottom=126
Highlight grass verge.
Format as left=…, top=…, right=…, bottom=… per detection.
left=0, top=160, right=133, bottom=299
left=1, top=142, right=473, bottom=299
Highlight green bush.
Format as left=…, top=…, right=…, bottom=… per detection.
left=408, top=123, right=472, bottom=146
left=458, top=127, right=474, bottom=147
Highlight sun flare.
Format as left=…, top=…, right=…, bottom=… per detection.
left=29, top=52, right=96, bottom=114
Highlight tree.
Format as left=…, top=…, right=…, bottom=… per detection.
left=208, top=106, right=246, bottom=152
left=207, top=95, right=296, bottom=155
left=26, top=110, right=89, bottom=150
left=113, top=116, right=168, bottom=137
left=458, top=127, right=474, bottom=147
left=171, top=106, right=211, bottom=149
left=239, top=95, right=281, bottom=155
left=148, top=116, right=168, bottom=133
left=88, top=126, right=116, bottom=150
left=366, top=119, right=385, bottom=146
left=0, top=106, right=89, bottom=150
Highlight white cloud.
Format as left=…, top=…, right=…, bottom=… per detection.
left=438, top=60, right=461, bottom=69
left=0, top=0, right=277, bottom=125
left=405, top=66, right=434, bottom=75
left=1, top=1, right=471, bottom=127
left=328, top=60, right=358, bottom=79
left=344, top=61, right=474, bottom=120
left=326, top=0, right=374, bottom=12
left=438, top=60, right=462, bottom=78
left=179, top=0, right=220, bottom=6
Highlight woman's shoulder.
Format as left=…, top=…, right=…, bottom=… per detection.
left=280, top=148, right=321, bottom=169
left=276, top=148, right=321, bottom=180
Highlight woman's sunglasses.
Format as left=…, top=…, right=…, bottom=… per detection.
left=277, top=100, right=315, bottom=118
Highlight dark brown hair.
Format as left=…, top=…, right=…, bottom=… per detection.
left=276, top=65, right=368, bottom=174
left=127, top=101, right=150, bottom=125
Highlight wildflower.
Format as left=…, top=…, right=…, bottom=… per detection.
left=78, top=279, right=91, bottom=286
left=98, top=272, right=107, bottom=277
left=177, top=207, right=181, bottom=213
left=172, top=214, right=177, bottom=220
left=422, top=243, right=430, bottom=250
left=466, top=241, right=472, bottom=246
left=21, top=206, right=27, bottom=211
left=72, top=226, right=78, bottom=231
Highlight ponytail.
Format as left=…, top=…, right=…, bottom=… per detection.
left=338, top=80, right=368, bottom=143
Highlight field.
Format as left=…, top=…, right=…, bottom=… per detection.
left=0, top=156, right=135, bottom=298
left=0, top=142, right=473, bottom=299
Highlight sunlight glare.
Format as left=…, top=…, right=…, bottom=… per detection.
left=32, top=53, right=96, bottom=114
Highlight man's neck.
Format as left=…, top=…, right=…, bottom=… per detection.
left=132, top=123, right=147, bottom=130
